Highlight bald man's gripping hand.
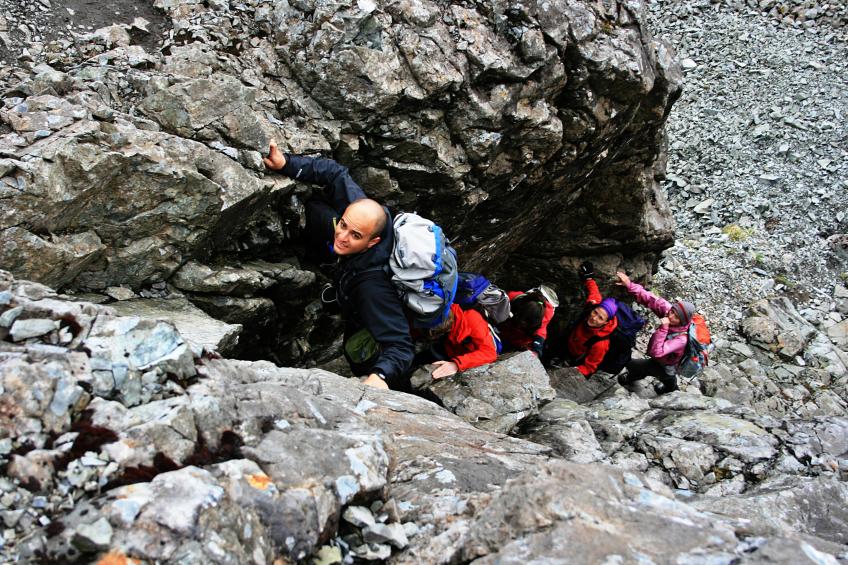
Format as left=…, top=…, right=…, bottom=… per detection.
left=264, top=141, right=286, bottom=170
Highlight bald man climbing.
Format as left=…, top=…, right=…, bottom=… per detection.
left=264, top=142, right=413, bottom=390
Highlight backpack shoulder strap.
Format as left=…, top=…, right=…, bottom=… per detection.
left=572, top=332, right=612, bottom=365
left=583, top=333, right=612, bottom=348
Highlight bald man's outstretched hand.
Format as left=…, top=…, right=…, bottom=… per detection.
left=263, top=141, right=286, bottom=170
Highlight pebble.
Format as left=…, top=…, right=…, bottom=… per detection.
left=342, top=506, right=375, bottom=529
left=72, top=517, right=113, bottom=551
left=648, top=0, right=848, bottom=341
left=362, top=523, right=409, bottom=549
left=80, top=455, right=107, bottom=467
left=352, top=543, right=391, bottom=560
left=0, top=306, right=23, bottom=327
left=312, top=545, right=342, bottom=565
left=680, top=57, right=698, bottom=70
left=105, top=286, right=137, bottom=301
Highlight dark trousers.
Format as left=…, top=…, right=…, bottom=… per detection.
left=625, top=358, right=678, bottom=389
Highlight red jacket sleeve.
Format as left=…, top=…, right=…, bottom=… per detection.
left=449, top=310, right=498, bottom=371
left=534, top=300, right=555, bottom=340
left=577, top=339, right=611, bottom=376
left=584, top=279, right=602, bottom=306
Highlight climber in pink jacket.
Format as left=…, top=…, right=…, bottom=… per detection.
left=614, top=272, right=695, bottom=395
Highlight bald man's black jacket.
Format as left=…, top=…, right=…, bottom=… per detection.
left=281, top=154, right=413, bottom=385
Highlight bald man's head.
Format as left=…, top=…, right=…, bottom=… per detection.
left=348, top=199, right=387, bottom=237
left=333, top=198, right=387, bottom=256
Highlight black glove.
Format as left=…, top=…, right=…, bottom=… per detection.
left=578, top=261, right=594, bottom=281
left=530, top=336, right=545, bottom=358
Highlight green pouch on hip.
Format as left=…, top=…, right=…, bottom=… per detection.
left=344, top=328, right=380, bottom=366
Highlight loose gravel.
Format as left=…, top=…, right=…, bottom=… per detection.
left=645, top=0, right=848, bottom=336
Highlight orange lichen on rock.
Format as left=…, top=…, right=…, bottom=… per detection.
left=247, top=473, right=274, bottom=490
left=97, top=550, right=140, bottom=565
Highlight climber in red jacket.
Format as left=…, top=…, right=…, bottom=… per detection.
left=563, top=262, right=619, bottom=377
left=497, top=287, right=557, bottom=357
left=415, top=303, right=499, bottom=380
left=413, top=304, right=498, bottom=379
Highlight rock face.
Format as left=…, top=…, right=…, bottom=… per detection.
left=1, top=0, right=681, bottom=362
left=3, top=270, right=848, bottom=564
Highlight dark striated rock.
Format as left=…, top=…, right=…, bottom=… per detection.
left=547, top=366, right=618, bottom=403
left=1, top=0, right=681, bottom=349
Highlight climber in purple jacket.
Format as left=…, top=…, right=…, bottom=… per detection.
left=614, top=272, right=695, bottom=395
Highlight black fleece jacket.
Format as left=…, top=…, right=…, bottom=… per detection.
left=281, top=154, right=413, bottom=384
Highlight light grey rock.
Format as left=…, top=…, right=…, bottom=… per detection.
left=104, top=286, right=136, bottom=301
left=342, top=506, right=376, bottom=529
left=680, top=57, right=698, bottom=70
left=451, top=460, right=738, bottom=564
left=90, top=396, right=197, bottom=469
left=1, top=349, right=88, bottom=440
left=413, top=352, right=555, bottom=434
left=363, top=522, right=408, bottom=549
left=742, top=299, right=816, bottom=360
left=730, top=341, right=755, bottom=357
left=782, top=417, right=848, bottom=473
left=353, top=543, right=391, bottom=560
left=637, top=435, right=718, bottom=485
left=9, top=318, right=56, bottom=340
left=826, top=319, right=848, bottom=347
left=46, top=466, right=273, bottom=563
left=241, top=426, right=389, bottom=503
left=171, top=260, right=277, bottom=295
left=739, top=538, right=842, bottom=565
left=693, top=474, right=848, bottom=546
left=197, top=358, right=551, bottom=561
left=6, top=450, right=56, bottom=491
left=71, top=517, right=112, bottom=552
left=0, top=306, right=23, bottom=327
left=109, top=297, right=240, bottom=356
left=522, top=418, right=605, bottom=463
left=654, top=412, right=778, bottom=463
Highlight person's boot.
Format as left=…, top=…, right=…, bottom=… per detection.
left=617, top=372, right=634, bottom=386
left=653, top=380, right=679, bottom=395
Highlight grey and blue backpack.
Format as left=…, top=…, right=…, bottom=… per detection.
left=387, top=212, right=459, bottom=328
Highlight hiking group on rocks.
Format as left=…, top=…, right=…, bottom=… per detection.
left=264, top=145, right=712, bottom=395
